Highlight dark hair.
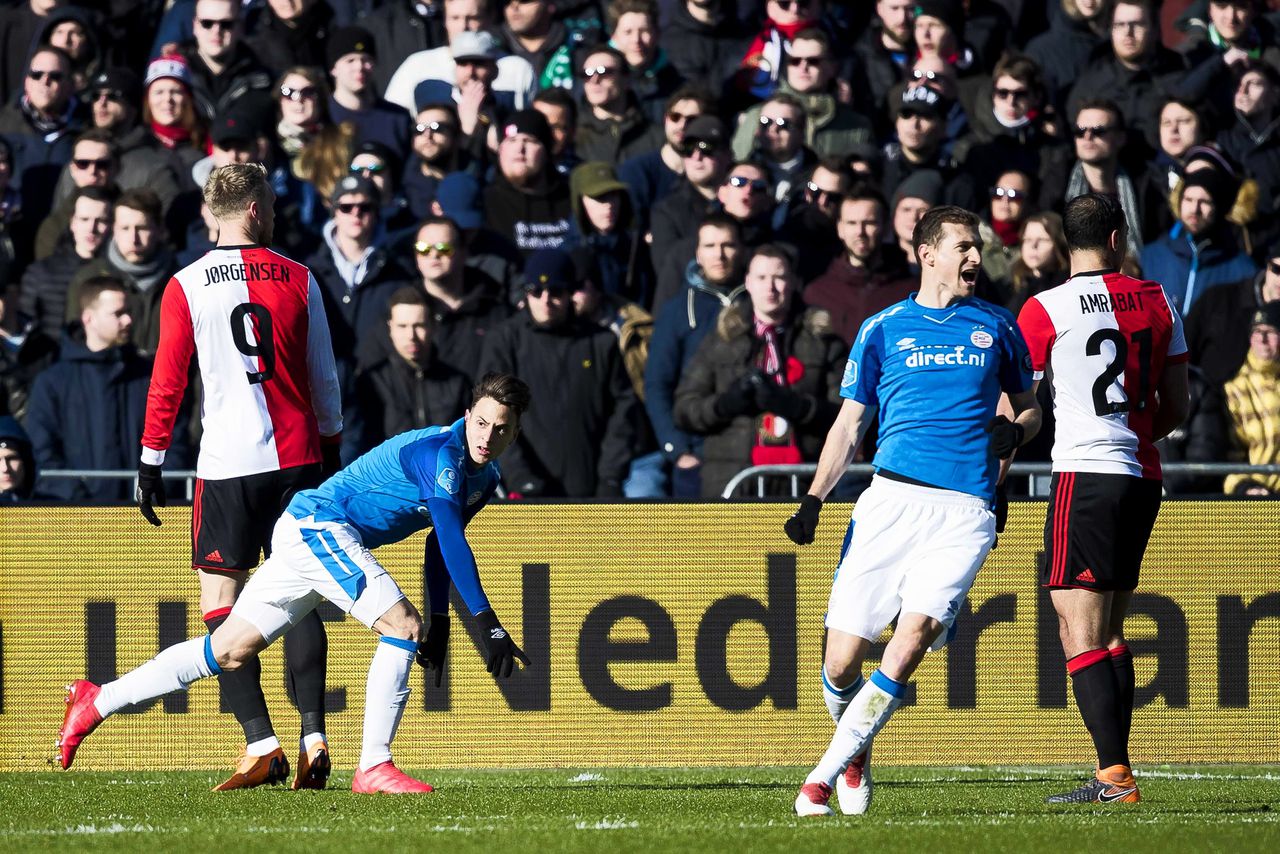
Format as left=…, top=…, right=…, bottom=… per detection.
left=471, top=372, right=532, bottom=417
left=840, top=181, right=888, bottom=218
left=697, top=212, right=743, bottom=240
left=1109, top=0, right=1153, bottom=26
left=29, top=45, right=72, bottom=72
left=607, top=0, right=657, bottom=32
left=664, top=83, right=715, bottom=115
left=1063, top=192, right=1126, bottom=251
left=581, top=44, right=628, bottom=73
left=115, top=188, right=163, bottom=225
left=1074, top=97, right=1124, bottom=128
left=78, top=275, right=128, bottom=312
left=749, top=242, right=798, bottom=273
left=913, top=205, right=980, bottom=252
left=73, top=128, right=121, bottom=161
left=416, top=214, right=461, bottom=242
left=72, top=185, right=118, bottom=207
left=790, top=27, right=831, bottom=53
left=991, top=52, right=1045, bottom=103
left=533, top=87, right=576, bottom=125
left=387, top=285, right=432, bottom=326
left=1010, top=211, right=1069, bottom=296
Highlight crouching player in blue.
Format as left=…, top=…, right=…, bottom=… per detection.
left=784, top=207, right=1042, bottom=816
left=58, top=373, right=533, bottom=794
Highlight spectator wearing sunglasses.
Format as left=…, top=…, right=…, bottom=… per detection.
left=275, top=66, right=354, bottom=228
left=884, top=54, right=969, bottom=153
left=479, top=246, right=640, bottom=498
left=176, top=0, right=272, bottom=122
left=354, top=285, right=472, bottom=452
left=0, top=47, right=84, bottom=235
left=349, top=140, right=418, bottom=244
left=662, top=0, right=752, bottom=91
left=975, top=168, right=1035, bottom=301
left=403, top=103, right=465, bottom=220
left=34, top=130, right=119, bottom=263
left=648, top=114, right=732, bottom=265
left=881, top=86, right=977, bottom=214
left=775, top=156, right=851, bottom=283
left=246, top=0, right=337, bottom=78
left=607, top=0, right=684, bottom=127
left=953, top=54, right=1072, bottom=215
left=617, top=84, right=712, bottom=224
left=308, top=174, right=413, bottom=461
left=0, top=1, right=91, bottom=103
left=737, top=93, right=816, bottom=203
left=411, top=213, right=512, bottom=380
left=575, top=45, right=664, bottom=166
left=734, top=0, right=823, bottom=104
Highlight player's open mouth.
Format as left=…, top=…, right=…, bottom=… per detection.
left=960, top=269, right=978, bottom=285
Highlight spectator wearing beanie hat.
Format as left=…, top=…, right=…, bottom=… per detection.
left=326, top=25, right=413, bottom=162
left=483, top=109, right=573, bottom=255
left=142, top=53, right=208, bottom=181
left=1142, top=148, right=1259, bottom=316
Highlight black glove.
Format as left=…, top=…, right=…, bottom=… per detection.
left=321, top=441, right=342, bottom=478
left=985, top=415, right=1024, bottom=460
left=136, top=462, right=165, bottom=527
left=756, top=380, right=813, bottom=423
left=784, top=494, right=823, bottom=545
left=994, top=482, right=1008, bottom=534
left=476, top=610, right=530, bottom=678
left=713, top=372, right=765, bottom=420
left=416, top=612, right=450, bottom=687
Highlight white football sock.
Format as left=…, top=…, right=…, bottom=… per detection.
left=303, top=732, right=327, bottom=752
left=823, top=668, right=862, bottom=724
left=246, top=736, right=281, bottom=757
left=358, top=637, right=414, bottom=772
left=806, top=669, right=905, bottom=787
left=93, top=636, right=220, bottom=717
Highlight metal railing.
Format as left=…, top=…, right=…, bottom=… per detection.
left=720, top=462, right=1280, bottom=499
left=40, top=469, right=199, bottom=501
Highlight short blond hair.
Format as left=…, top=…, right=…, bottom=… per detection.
left=204, top=162, right=270, bottom=220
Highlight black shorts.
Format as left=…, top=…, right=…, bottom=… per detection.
left=192, top=463, right=323, bottom=571
left=1040, top=471, right=1162, bottom=592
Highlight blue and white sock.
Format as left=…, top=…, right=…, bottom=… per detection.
left=806, top=669, right=906, bottom=787
left=822, top=668, right=863, bottom=724
left=94, top=636, right=221, bottom=717
left=358, top=637, right=415, bottom=772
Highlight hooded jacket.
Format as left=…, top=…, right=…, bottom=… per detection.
left=24, top=338, right=190, bottom=502
left=478, top=311, right=639, bottom=497
left=672, top=299, right=846, bottom=497
left=730, top=79, right=875, bottom=161
left=0, top=413, right=37, bottom=500
left=482, top=169, right=573, bottom=256
left=177, top=40, right=273, bottom=122
left=1139, top=222, right=1258, bottom=317
left=568, top=167, right=653, bottom=307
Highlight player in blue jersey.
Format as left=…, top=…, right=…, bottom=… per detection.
left=57, top=373, right=533, bottom=794
left=783, top=207, right=1042, bottom=816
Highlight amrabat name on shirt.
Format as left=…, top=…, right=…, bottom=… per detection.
left=1079, top=290, right=1145, bottom=315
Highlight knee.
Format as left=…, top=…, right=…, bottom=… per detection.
left=823, top=655, right=861, bottom=689
left=386, top=613, right=424, bottom=645
left=216, top=647, right=248, bottom=671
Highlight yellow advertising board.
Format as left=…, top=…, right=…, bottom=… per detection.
left=0, top=503, right=1277, bottom=770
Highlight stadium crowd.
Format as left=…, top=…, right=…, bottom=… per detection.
left=1, top=0, right=1280, bottom=502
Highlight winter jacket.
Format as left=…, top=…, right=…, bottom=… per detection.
left=245, top=0, right=336, bottom=77
left=627, top=53, right=685, bottom=127
left=644, top=262, right=744, bottom=460
left=1184, top=273, right=1264, bottom=388
left=1224, top=352, right=1280, bottom=494
left=1218, top=110, right=1280, bottom=252
left=482, top=170, right=573, bottom=256
left=648, top=178, right=717, bottom=261
left=730, top=80, right=874, bottom=161
left=616, top=147, right=680, bottom=228
left=661, top=0, right=750, bottom=92
left=425, top=268, right=514, bottom=380
left=1024, top=8, right=1106, bottom=113
left=801, top=249, right=917, bottom=346
left=51, top=124, right=182, bottom=214
left=575, top=99, right=665, bottom=166
left=177, top=41, right=273, bottom=122
left=64, top=251, right=179, bottom=357
left=0, top=99, right=83, bottom=228
left=363, top=0, right=447, bottom=93
left=0, top=413, right=37, bottom=500
left=673, top=300, right=846, bottom=496
left=1066, top=47, right=1197, bottom=153
left=24, top=340, right=189, bottom=502
left=478, top=313, right=639, bottom=497
left=1139, top=223, right=1258, bottom=317
left=18, top=242, right=99, bottom=342
left=354, top=340, right=471, bottom=453
left=0, top=321, right=57, bottom=421
left=568, top=167, right=653, bottom=307
left=851, top=18, right=909, bottom=123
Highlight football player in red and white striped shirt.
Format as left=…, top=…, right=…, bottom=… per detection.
left=1017, top=193, right=1189, bottom=805
left=134, top=163, right=343, bottom=791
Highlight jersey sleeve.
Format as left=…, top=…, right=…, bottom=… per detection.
left=997, top=313, right=1036, bottom=395
left=140, top=278, right=195, bottom=465
left=1016, top=296, right=1055, bottom=380
left=1164, top=292, right=1190, bottom=364
left=423, top=479, right=497, bottom=613
left=840, top=321, right=884, bottom=406
left=305, top=272, right=343, bottom=439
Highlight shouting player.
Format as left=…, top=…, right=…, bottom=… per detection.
left=1017, top=193, right=1189, bottom=804
left=59, top=373, right=533, bottom=794
left=784, top=206, right=1041, bottom=816
left=134, top=163, right=343, bottom=790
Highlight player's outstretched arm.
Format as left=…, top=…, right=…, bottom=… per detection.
left=784, top=398, right=873, bottom=545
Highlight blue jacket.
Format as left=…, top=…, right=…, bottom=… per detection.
left=24, top=341, right=190, bottom=502
left=643, top=262, right=743, bottom=460
left=1140, top=223, right=1258, bottom=317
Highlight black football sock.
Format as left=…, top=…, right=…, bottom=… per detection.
left=204, top=608, right=274, bottom=745
left=1068, top=648, right=1128, bottom=770
left=1109, top=644, right=1135, bottom=752
left=284, top=608, right=328, bottom=738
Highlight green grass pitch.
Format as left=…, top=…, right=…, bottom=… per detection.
left=1, top=765, right=1276, bottom=852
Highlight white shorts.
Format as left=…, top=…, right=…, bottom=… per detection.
left=826, top=475, right=996, bottom=646
left=231, top=513, right=407, bottom=643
